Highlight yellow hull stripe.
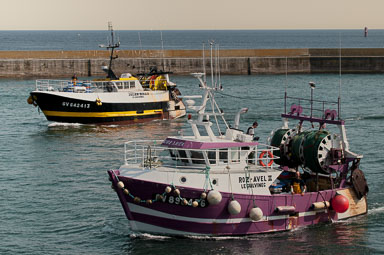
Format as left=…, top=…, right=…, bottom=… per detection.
left=43, top=109, right=163, bottom=118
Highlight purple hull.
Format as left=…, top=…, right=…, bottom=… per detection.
left=108, top=170, right=365, bottom=236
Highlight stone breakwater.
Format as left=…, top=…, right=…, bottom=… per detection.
left=1, top=48, right=384, bottom=78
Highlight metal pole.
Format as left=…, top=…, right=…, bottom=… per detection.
left=309, top=81, right=315, bottom=118
left=210, top=41, right=214, bottom=88
left=202, top=43, right=206, bottom=84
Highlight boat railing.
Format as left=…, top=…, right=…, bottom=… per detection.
left=93, top=80, right=142, bottom=92
left=35, top=79, right=96, bottom=93
left=123, top=140, right=280, bottom=170
left=283, top=93, right=342, bottom=124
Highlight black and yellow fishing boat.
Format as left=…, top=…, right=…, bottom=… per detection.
left=28, top=24, right=186, bottom=124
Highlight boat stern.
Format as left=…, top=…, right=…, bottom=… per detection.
left=335, top=187, right=368, bottom=220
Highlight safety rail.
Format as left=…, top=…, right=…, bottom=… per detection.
left=123, top=140, right=279, bottom=170
left=35, top=79, right=96, bottom=93
left=35, top=79, right=150, bottom=93
left=284, top=95, right=340, bottom=119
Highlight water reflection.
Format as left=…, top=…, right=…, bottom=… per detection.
left=120, top=217, right=373, bottom=255
left=32, top=118, right=187, bottom=149
left=44, top=118, right=186, bottom=140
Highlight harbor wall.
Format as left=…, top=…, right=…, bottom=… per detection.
left=0, top=48, right=384, bottom=78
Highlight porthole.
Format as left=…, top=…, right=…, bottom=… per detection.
left=180, top=176, right=187, bottom=183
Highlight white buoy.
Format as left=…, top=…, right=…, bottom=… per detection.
left=192, top=201, right=199, bottom=207
left=200, top=192, right=207, bottom=199
left=228, top=200, right=241, bottom=215
left=117, top=181, right=124, bottom=189
left=174, top=189, right=180, bottom=196
left=249, top=207, right=263, bottom=221
left=207, top=190, right=222, bottom=205
left=165, top=186, right=172, bottom=193
left=185, top=99, right=195, bottom=106
left=123, top=189, right=129, bottom=195
left=312, top=201, right=330, bottom=210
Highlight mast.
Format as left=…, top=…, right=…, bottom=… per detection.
left=99, top=22, right=120, bottom=80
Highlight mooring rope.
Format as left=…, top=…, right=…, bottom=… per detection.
left=215, top=90, right=281, bottom=101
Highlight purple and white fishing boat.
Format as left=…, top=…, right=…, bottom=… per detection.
left=108, top=69, right=368, bottom=236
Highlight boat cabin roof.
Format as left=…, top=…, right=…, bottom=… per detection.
left=161, top=137, right=259, bottom=150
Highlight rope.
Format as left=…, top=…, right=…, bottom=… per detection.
left=244, top=166, right=256, bottom=207
left=215, top=90, right=281, bottom=101
left=112, top=165, right=214, bottom=206
left=317, top=190, right=328, bottom=209
left=204, top=166, right=213, bottom=191
left=228, top=171, right=234, bottom=200
left=112, top=170, right=120, bottom=182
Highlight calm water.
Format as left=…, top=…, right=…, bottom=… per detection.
left=1, top=29, right=384, bottom=50
left=1, top=73, right=384, bottom=254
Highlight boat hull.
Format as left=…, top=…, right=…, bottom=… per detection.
left=108, top=170, right=367, bottom=236
left=30, top=91, right=185, bottom=124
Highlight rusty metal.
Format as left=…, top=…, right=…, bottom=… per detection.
left=351, top=168, right=369, bottom=200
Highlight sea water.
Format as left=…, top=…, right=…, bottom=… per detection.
left=1, top=29, right=384, bottom=50
left=1, top=73, right=383, bottom=254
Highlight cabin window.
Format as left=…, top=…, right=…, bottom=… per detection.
left=105, top=82, right=115, bottom=92
left=207, top=150, right=216, bottom=164
left=219, top=149, right=228, bottom=163
left=169, top=150, right=189, bottom=163
left=230, top=148, right=240, bottom=163
left=115, top=82, right=124, bottom=90
left=191, top=151, right=205, bottom=164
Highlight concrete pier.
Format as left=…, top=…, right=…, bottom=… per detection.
left=0, top=48, right=384, bottom=78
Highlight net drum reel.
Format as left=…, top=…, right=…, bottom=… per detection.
left=301, top=130, right=333, bottom=174
left=270, top=128, right=295, bottom=166
left=290, top=130, right=311, bottom=166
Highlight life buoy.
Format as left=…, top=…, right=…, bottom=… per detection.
left=258, top=150, right=274, bottom=167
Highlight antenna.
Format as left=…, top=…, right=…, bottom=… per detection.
left=202, top=43, right=206, bottom=84
left=284, top=56, right=288, bottom=114
left=338, top=34, right=342, bottom=119
left=138, top=32, right=143, bottom=73
left=160, top=31, right=165, bottom=71
left=215, top=44, right=218, bottom=90
left=309, top=81, right=316, bottom=118
left=217, top=44, right=222, bottom=90
left=210, top=40, right=214, bottom=88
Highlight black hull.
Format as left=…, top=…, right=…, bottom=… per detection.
left=30, top=92, right=171, bottom=124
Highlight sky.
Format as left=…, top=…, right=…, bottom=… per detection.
left=1, top=0, right=383, bottom=30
